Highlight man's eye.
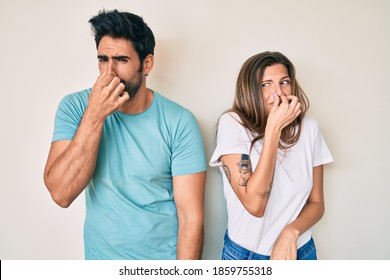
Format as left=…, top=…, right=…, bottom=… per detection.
left=98, top=58, right=107, bottom=62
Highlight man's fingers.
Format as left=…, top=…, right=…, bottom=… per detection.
left=95, top=71, right=117, bottom=88
left=113, top=82, right=126, bottom=97
left=107, top=76, right=122, bottom=91
left=117, top=91, right=130, bottom=106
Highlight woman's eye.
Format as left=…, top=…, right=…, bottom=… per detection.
left=261, top=82, right=270, bottom=87
left=281, top=80, right=290, bottom=85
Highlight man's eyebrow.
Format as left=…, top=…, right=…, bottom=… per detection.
left=113, top=55, right=130, bottom=60
left=97, top=55, right=130, bottom=60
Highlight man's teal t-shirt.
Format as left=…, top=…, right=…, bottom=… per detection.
left=52, top=88, right=207, bottom=259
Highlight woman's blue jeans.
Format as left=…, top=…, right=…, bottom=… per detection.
left=222, top=231, right=317, bottom=260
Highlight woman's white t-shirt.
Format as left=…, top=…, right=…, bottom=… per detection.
left=210, top=112, right=333, bottom=255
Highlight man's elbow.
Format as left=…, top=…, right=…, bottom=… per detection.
left=51, top=193, right=72, bottom=208
left=44, top=174, right=72, bottom=208
left=48, top=187, right=73, bottom=209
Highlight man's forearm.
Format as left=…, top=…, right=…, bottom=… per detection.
left=44, top=113, right=104, bottom=207
left=176, top=221, right=204, bottom=260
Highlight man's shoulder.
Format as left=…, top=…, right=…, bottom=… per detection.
left=61, top=88, right=91, bottom=103
left=154, top=92, right=194, bottom=119
left=58, top=88, right=91, bottom=110
left=154, top=92, right=185, bottom=110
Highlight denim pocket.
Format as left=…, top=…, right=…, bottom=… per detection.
left=222, top=240, right=246, bottom=260
left=297, top=238, right=317, bottom=260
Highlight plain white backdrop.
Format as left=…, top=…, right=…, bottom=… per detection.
left=0, top=0, right=389, bottom=259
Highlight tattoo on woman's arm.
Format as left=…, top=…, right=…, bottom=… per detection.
left=237, top=154, right=251, bottom=187
left=223, top=165, right=231, bottom=183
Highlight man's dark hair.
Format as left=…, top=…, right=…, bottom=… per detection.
left=89, top=9, right=155, bottom=63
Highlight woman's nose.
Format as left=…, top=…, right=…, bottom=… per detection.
left=274, top=84, right=283, bottom=96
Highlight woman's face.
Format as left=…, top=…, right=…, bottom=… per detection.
left=261, top=63, right=292, bottom=115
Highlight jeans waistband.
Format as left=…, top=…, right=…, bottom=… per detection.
left=223, top=231, right=316, bottom=260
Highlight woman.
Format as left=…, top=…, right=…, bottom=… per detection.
left=210, top=51, right=333, bottom=260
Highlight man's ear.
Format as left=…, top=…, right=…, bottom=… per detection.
left=143, top=54, right=154, bottom=76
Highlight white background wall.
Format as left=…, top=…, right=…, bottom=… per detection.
left=1, top=0, right=389, bottom=260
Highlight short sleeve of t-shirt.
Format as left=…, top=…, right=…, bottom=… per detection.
left=171, top=109, right=207, bottom=176
left=311, top=119, right=334, bottom=167
left=209, top=112, right=249, bottom=167
left=52, top=89, right=89, bottom=142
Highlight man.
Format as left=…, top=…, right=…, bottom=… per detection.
left=44, top=9, right=207, bottom=260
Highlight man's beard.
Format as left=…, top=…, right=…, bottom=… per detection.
left=121, top=70, right=143, bottom=99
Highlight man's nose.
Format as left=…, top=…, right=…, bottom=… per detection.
left=107, top=59, right=115, bottom=72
